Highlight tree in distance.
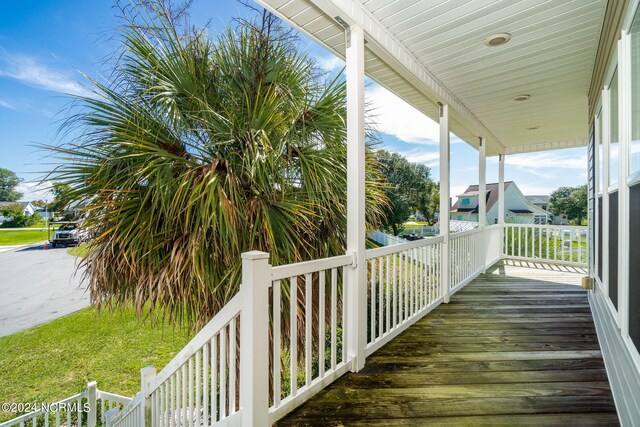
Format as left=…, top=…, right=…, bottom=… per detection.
left=0, top=168, right=23, bottom=202
left=549, top=184, right=587, bottom=225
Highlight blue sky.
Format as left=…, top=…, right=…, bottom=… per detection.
left=0, top=0, right=587, bottom=201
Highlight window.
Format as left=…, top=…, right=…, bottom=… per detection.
left=534, top=214, right=547, bottom=224
left=631, top=5, right=640, bottom=355
left=598, top=196, right=603, bottom=282
left=609, top=191, right=619, bottom=310
left=632, top=8, right=640, bottom=175
left=630, top=184, right=640, bottom=351
left=461, top=198, right=469, bottom=206
left=610, top=68, right=619, bottom=185
left=457, top=215, right=463, bottom=220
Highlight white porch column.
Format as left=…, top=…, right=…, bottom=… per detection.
left=345, top=22, right=367, bottom=372
left=439, top=103, right=450, bottom=303
left=478, top=137, right=487, bottom=272
left=498, top=154, right=505, bottom=224
left=478, top=138, right=487, bottom=226
left=240, top=251, right=270, bottom=427
left=498, top=153, right=505, bottom=258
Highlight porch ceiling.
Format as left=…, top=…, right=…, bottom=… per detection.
left=255, top=0, right=608, bottom=156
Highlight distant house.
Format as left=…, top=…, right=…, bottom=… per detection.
left=450, top=182, right=553, bottom=225
left=525, top=195, right=550, bottom=212
left=0, top=201, right=36, bottom=223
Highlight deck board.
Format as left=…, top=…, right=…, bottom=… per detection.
left=276, top=261, right=619, bottom=426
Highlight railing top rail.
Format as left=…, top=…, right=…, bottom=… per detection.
left=505, top=223, right=587, bottom=230
left=271, top=254, right=354, bottom=281
left=0, top=391, right=87, bottom=426
left=484, top=223, right=503, bottom=230
left=96, top=390, right=132, bottom=404
left=110, top=392, right=143, bottom=425
left=148, top=293, right=242, bottom=393
left=366, top=235, right=444, bottom=259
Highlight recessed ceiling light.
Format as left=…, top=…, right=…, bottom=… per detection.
left=485, top=33, right=511, bottom=47
left=513, top=94, right=531, bottom=102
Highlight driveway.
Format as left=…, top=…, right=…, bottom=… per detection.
left=0, top=243, right=89, bottom=337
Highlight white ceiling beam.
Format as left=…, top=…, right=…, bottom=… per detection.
left=503, top=138, right=588, bottom=155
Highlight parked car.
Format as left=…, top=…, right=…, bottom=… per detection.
left=51, top=222, right=83, bottom=247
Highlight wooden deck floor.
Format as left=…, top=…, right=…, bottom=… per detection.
left=277, top=261, right=619, bottom=426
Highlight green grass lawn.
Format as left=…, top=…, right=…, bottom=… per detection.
left=0, top=229, right=49, bottom=246
left=67, top=243, right=89, bottom=257
left=0, top=307, right=191, bottom=422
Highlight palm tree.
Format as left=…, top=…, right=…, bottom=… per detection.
left=47, top=2, right=387, bottom=329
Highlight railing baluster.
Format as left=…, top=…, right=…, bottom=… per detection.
left=546, top=226, right=550, bottom=261
left=319, top=271, right=326, bottom=378
left=370, top=258, right=376, bottom=342
left=289, top=277, right=297, bottom=397
left=211, top=336, right=217, bottom=422
left=229, top=317, right=236, bottom=414
left=272, top=279, right=281, bottom=407
left=578, top=229, right=582, bottom=263
left=404, top=251, right=409, bottom=320
left=203, top=341, right=208, bottom=426
left=378, top=255, right=383, bottom=338
left=220, top=328, right=226, bottom=419
left=398, top=252, right=402, bottom=322
left=517, top=226, right=521, bottom=258
left=386, top=255, right=390, bottom=332
left=409, top=249, right=414, bottom=316
left=195, top=350, right=201, bottom=426
left=169, top=374, right=174, bottom=426
left=305, top=273, right=312, bottom=386
left=392, top=253, right=397, bottom=328
left=538, top=225, right=542, bottom=259
left=342, top=266, right=347, bottom=364
left=175, top=367, right=181, bottom=426
left=330, top=268, right=337, bottom=370
left=188, top=358, right=194, bottom=426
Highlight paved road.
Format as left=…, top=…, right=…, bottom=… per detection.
left=0, top=243, right=89, bottom=337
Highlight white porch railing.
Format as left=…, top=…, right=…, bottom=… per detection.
left=503, top=224, right=588, bottom=266
left=268, top=253, right=354, bottom=423
left=447, top=225, right=503, bottom=293
left=365, top=236, right=444, bottom=356
left=9, top=224, right=576, bottom=427
left=0, top=383, right=131, bottom=427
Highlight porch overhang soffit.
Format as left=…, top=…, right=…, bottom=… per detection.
left=254, top=0, right=608, bottom=156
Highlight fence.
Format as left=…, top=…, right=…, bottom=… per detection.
left=0, top=383, right=131, bottom=427
left=368, top=230, right=406, bottom=246
left=503, top=224, right=588, bottom=266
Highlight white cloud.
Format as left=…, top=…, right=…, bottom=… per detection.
left=0, top=99, right=15, bottom=110
left=316, top=55, right=344, bottom=73
left=367, top=85, right=440, bottom=145
left=0, top=51, right=93, bottom=98
left=505, top=151, right=587, bottom=170
left=15, top=181, right=53, bottom=202
left=390, top=147, right=440, bottom=168
left=451, top=185, right=469, bottom=197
